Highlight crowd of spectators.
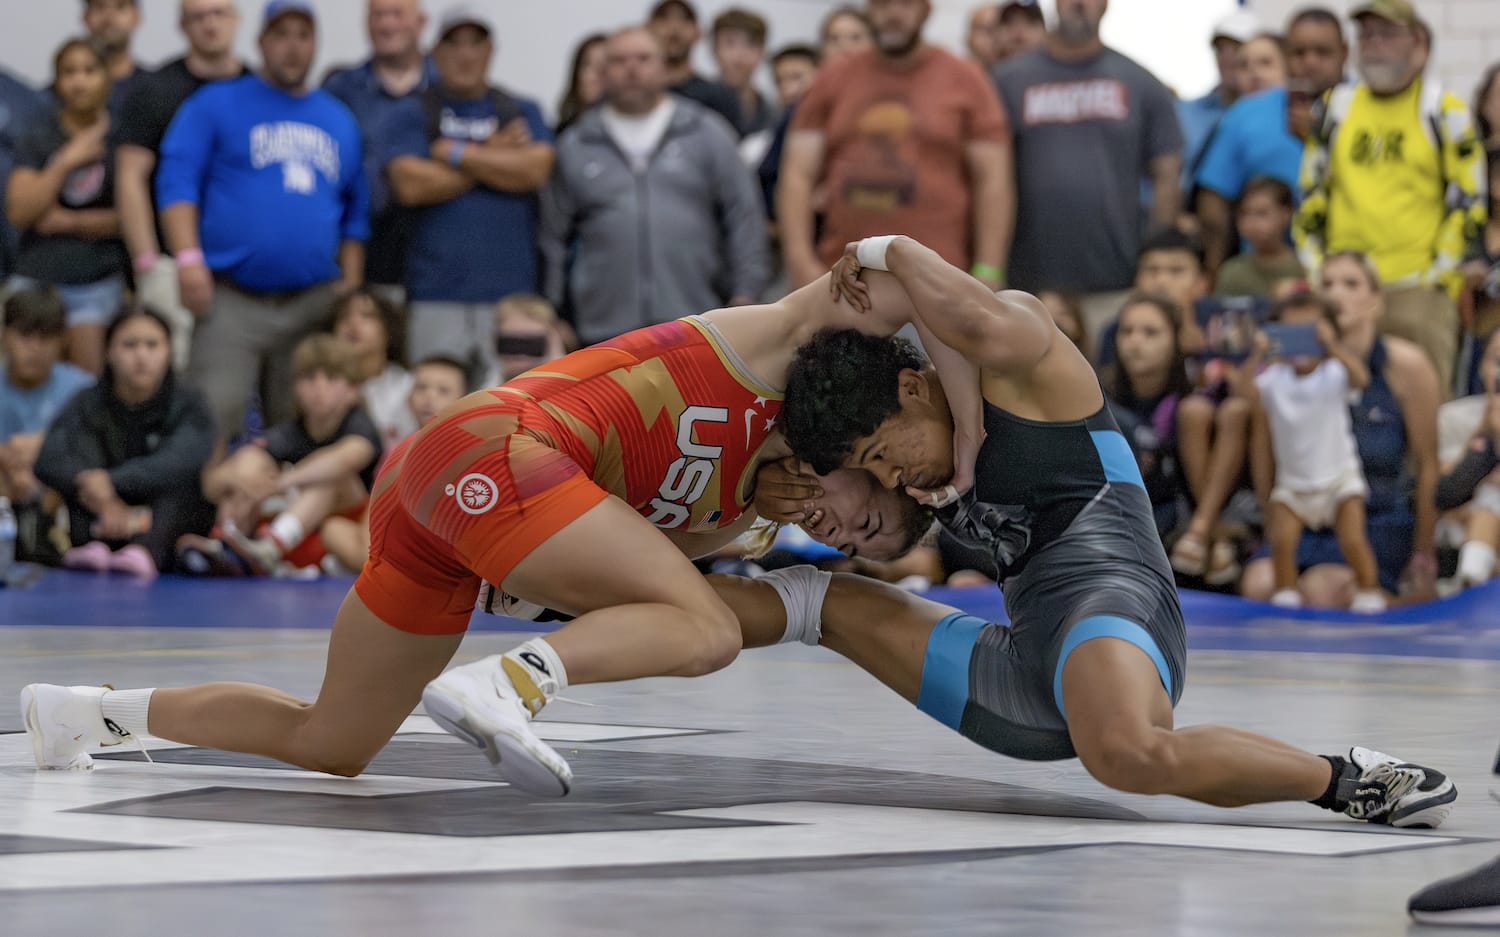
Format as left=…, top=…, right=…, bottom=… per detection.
left=0, top=0, right=1496, bottom=613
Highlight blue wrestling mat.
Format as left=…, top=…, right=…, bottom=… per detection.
left=2, top=569, right=1499, bottom=661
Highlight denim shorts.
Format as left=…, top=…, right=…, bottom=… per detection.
left=8, top=274, right=125, bottom=327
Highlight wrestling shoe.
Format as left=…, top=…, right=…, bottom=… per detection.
left=421, top=656, right=573, bottom=796
left=1409, top=854, right=1500, bottom=926
left=220, top=523, right=282, bottom=577
left=175, top=533, right=251, bottom=577
left=1336, top=746, right=1457, bottom=828
left=19, top=684, right=139, bottom=770
left=475, top=580, right=546, bottom=620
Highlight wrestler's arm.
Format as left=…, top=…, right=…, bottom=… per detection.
left=660, top=508, right=761, bottom=559
left=880, top=236, right=1055, bottom=376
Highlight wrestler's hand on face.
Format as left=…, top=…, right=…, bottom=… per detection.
left=828, top=242, right=872, bottom=313
left=753, top=457, right=823, bottom=524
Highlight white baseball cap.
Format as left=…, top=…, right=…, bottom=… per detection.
left=1211, top=9, right=1261, bottom=44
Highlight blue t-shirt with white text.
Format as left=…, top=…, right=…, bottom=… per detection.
left=381, top=88, right=552, bottom=303
left=156, top=75, right=369, bottom=293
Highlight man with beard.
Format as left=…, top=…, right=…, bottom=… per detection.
left=994, top=1, right=1046, bottom=64
left=82, top=0, right=146, bottom=116
left=992, top=0, right=1183, bottom=356
left=1294, top=0, right=1485, bottom=398
left=155, top=0, right=368, bottom=440
left=778, top=0, right=1011, bottom=292
left=1192, top=9, right=1341, bottom=274
left=646, top=0, right=742, bottom=135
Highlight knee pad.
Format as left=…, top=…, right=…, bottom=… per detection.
left=757, top=565, right=831, bottom=646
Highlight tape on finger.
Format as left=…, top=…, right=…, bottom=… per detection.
left=923, top=485, right=960, bottom=508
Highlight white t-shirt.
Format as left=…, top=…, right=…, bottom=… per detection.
left=1255, top=358, right=1361, bottom=490
left=601, top=98, right=676, bottom=173
left=362, top=363, right=417, bottom=451
left=1438, top=394, right=1486, bottom=467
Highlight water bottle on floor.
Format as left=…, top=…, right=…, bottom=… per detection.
left=0, top=497, right=16, bottom=586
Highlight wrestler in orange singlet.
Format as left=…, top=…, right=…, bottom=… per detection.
left=359, top=316, right=787, bottom=637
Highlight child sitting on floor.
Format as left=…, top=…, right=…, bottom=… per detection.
left=1251, top=293, right=1385, bottom=612
left=180, top=335, right=383, bottom=576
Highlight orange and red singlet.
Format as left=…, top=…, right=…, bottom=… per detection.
left=355, top=316, right=784, bottom=634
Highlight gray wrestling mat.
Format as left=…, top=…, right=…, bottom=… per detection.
left=0, top=623, right=1495, bottom=936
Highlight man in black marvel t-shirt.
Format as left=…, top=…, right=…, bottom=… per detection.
left=114, top=0, right=246, bottom=369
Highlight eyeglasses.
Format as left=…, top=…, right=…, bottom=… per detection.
left=1356, top=21, right=1411, bottom=44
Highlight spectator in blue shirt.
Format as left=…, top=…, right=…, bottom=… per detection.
left=1177, top=10, right=1258, bottom=195
left=323, top=0, right=438, bottom=292
left=0, top=286, right=94, bottom=506
left=385, top=6, right=555, bottom=384
left=1194, top=31, right=1302, bottom=275
left=157, top=0, right=369, bottom=440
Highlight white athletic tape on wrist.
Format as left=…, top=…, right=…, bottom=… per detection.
left=855, top=236, right=899, bottom=272
left=759, top=565, right=832, bottom=646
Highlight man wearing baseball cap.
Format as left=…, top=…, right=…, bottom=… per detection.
left=155, top=0, right=371, bottom=439
left=994, top=1, right=1045, bottom=65
left=1294, top=0, right=1486, bottom=397
left=1176, top=8, right=1259, bottom=197
left=383, top=4, right=555, bottom=385
left=647, top=0, right=743, bottom=134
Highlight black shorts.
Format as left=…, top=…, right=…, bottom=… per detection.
left=916, top=489, right=1187, bottom=761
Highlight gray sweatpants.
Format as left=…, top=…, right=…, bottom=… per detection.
left=187, top=279, right=336, bottom=439
left=407, top=300, right=498, bottom=390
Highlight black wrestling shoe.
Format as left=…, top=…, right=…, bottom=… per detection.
left=1336, top=746, right=1457, bottom=828
left=174, top=534, right=251, bottom=577
left=1409, top=854, right=1500, bottom=926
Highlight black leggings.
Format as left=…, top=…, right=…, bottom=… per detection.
left=65, top=487, right=215, bottom=572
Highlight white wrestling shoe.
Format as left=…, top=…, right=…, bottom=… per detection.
left=19, top=684, right=139, bottom=770
left=1340, top=745, right=1457, bottom=828
left=421, top=656, right=573, bottom=797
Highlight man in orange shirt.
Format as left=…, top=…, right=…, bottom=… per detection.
left=777, top=0, right=1013, bottom=291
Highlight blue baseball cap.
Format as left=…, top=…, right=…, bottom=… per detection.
left=262, top=0, right=315, bottom=33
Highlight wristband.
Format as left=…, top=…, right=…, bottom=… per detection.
left=971, top=262, right=1004, bottom=283
left=447, top=141, right=467, bottom=168
left=174, top=247, right=205, bottom=268
left=132, top=252, right=160, bottom=274
left=855, top=235, right=900, bottom=272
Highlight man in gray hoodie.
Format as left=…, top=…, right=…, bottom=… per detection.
left=540, top=26, right=769, bottom=346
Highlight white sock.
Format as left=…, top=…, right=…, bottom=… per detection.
left=268, top=513, right=306, bottom=552
left=758, top=565, right=832, bottom=646
left=1270, top=588, right=1303, bottom=608
left=1458, top=541, right=1497, bottom=585
left=504, top=639, right=569, bottom=696
left=101, top=688, right=155, bottom=738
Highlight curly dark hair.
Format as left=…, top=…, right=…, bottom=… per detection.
left=783, top=329, right=929, bottom=476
